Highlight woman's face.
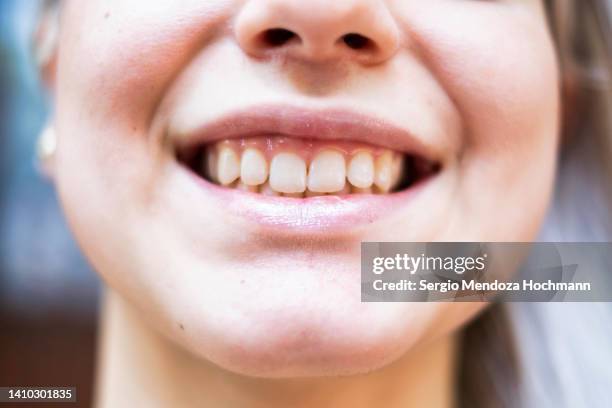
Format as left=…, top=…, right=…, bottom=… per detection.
left=53, top=0, right=559, bottom=376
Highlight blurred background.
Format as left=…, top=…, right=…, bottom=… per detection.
left=0, top=1, right=99, bottom=406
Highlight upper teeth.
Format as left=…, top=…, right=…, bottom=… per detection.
left=270, top=152, right=307, bottom=194
left=216, top=147, right=240, bottom=186
left=241, top=148, right=269, bottom=186
left=307, top=150, right=346, bottom=193
left=347, top=151, right=374, bottom=189
left=204, top=144, right=404, bottom=196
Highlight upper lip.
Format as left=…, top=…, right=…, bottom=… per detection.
left=169, top=105, right=443, bottom=162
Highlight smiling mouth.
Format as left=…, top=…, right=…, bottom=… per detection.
left=173, top=107, right=442, bottom=198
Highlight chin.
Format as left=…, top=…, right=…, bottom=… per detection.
left=158, top=278, right=473, bottom=378
left=190, top=310, right=421, bottom=377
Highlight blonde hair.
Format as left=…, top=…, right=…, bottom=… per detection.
left=545, top=0, right=612, bottom=241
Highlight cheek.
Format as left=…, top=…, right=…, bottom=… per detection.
left=54, top=1, right=233, bottom=228
left=57, top=1, right=230, bottom=146
left=397, top=3, right=560, bottom=238
left=402, top=3, right=560, bottom=148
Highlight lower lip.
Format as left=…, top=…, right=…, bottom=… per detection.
left=182, top=167, right=431, bottom=234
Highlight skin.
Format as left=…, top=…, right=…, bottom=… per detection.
left=46, top=0, right=559, bottom=406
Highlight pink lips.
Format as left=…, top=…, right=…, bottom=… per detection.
left=182, top=163, right=432, bottom=233
left=170, top=105, right=443, bottom=233
left=171, top=105, right=443, bottom=161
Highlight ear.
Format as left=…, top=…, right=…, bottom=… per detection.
left=34, top=3, right=60, bottom=180
left=34, top=1, right=60, bottom=91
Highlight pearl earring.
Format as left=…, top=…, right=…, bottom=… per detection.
left=36, top=123, right=56, bottom=178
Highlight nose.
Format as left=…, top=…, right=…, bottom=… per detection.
left=235, top=0, right=400, bottom=65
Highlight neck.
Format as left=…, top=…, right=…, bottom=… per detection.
left=94, top=290, right=457, bottom=408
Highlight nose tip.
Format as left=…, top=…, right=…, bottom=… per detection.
left=235, top=0, right=400, bottom=65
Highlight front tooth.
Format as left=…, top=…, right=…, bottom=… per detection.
left=307, top=150, right=346, bottom=193
left=269, top=153, right=306, bottom=193
left=217, top=147, right=240, bottom=185
left=347, top=151, right=374, bottom=188
left=374, top=151, right=393, bottom=192
left=241, top=148, right=268, bottom=186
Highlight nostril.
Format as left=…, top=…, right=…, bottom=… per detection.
left=342, top=33, right=372, bottom=50
left=261, top=28, right=298, bottom=47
